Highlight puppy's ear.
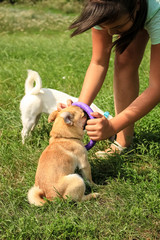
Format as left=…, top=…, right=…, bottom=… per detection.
left=60, top=112, right=73, bottom=125
left=48, top=110, right=59, bottom=123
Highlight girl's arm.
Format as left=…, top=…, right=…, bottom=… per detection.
left=78, top=28, right=112, bottom=105
left=110, top=44, right=160, bottom=132
left=86, top=44, right=160, bottom=140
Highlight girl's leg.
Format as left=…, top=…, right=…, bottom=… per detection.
left=113, top=29, right=149, bottom=148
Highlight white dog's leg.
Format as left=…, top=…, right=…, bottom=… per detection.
left=21, top=128, right=28, bottom=144
left=21, top=114, right=41, bottom=144
left=30, top=114, right=41, bottom=131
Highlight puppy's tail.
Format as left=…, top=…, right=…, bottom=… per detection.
left=28, top=185, right=46, bottom=206
left=25, top=70, right=44, bottom=95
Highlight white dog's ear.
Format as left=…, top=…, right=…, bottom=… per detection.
left=60, top=112, right=73, bottom=125
left=48, top=110, right=59, bottom=123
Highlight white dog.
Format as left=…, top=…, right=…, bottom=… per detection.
left=20, top=70, right=111, bottom=144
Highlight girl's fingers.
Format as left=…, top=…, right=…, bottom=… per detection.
left=57, top=103, right=66, bottom=111
left=85, top=123, right=97, bottom=130
left=57, top=99, right=73, bottom=111
left=87, top=131, right=98, bottom=137
left=87, top=132, right=100, bottom=141
left=86, top=115, right=106, bottom=126
left=67, top=99, right=73, bottom=106
left=91, top=112, right=103, bottom=118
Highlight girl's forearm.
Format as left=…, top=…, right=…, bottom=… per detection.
left=78, top=28, right=112, bottom=106
left=110, top=85, right=160, bottom=135
left=78, top=62, right=109, bottom=105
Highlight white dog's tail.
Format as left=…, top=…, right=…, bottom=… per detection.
left=28, top=186, right=46, bottom=206
left=25, top=70, right=44, bottom=95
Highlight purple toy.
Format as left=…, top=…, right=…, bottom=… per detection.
left=72, top=102, right=96, bottom=150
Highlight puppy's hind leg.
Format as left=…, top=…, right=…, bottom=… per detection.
left=62, top=174, right=99, bottom=201
left=62, top=174, right=86, bottom=201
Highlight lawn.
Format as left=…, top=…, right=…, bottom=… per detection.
left=0, top=1, right=160, bottom=239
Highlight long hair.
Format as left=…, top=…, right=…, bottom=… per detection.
left=69, top=0, right=148, bottom=53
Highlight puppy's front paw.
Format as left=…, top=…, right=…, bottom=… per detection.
left=93, top=192, right=100, bottom=198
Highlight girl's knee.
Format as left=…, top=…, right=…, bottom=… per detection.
left=114, top=30, right=148, bottom=71
left=115, top=48, right=140, bottom=70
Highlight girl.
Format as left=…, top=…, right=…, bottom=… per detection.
left=61, top=0, right=160, bottom=156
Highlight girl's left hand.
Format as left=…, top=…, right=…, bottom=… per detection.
left=85, top=112, right=115, bottom=141
left=57, top=99, right=73, bottom=111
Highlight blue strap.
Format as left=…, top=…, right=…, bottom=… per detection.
left=104, top=111, right=110, bottom=119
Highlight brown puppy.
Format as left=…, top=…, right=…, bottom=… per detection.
left=28, top=105, right=99, bottom=206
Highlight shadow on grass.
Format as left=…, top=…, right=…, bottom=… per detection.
left=89, top=130, right=160, bottom=186
left=90, top=154, right=125, bottom=185
left=133, top=130, right=160, bottom=159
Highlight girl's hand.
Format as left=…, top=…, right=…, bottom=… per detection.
left=57, top=99, right=73, bottom=111
left=85, top=112, right=115, bottom=141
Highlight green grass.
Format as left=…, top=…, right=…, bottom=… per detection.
left=0, top=2, right=160, bottom=239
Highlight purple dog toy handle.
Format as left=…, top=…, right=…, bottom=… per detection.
left=72, top=102, right=96, bottom=150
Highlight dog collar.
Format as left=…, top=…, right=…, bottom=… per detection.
left=72, top=102, right=96, bottom=150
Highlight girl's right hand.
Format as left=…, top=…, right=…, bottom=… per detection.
left=85, top=112, right=116, bottom=141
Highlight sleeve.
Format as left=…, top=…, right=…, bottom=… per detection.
left=93, top=25, right=103, bottom=30
left=145, top=9, right=160, bottom=45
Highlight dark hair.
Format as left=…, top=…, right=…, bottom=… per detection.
left=69, top=0, right=148, bottom=53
